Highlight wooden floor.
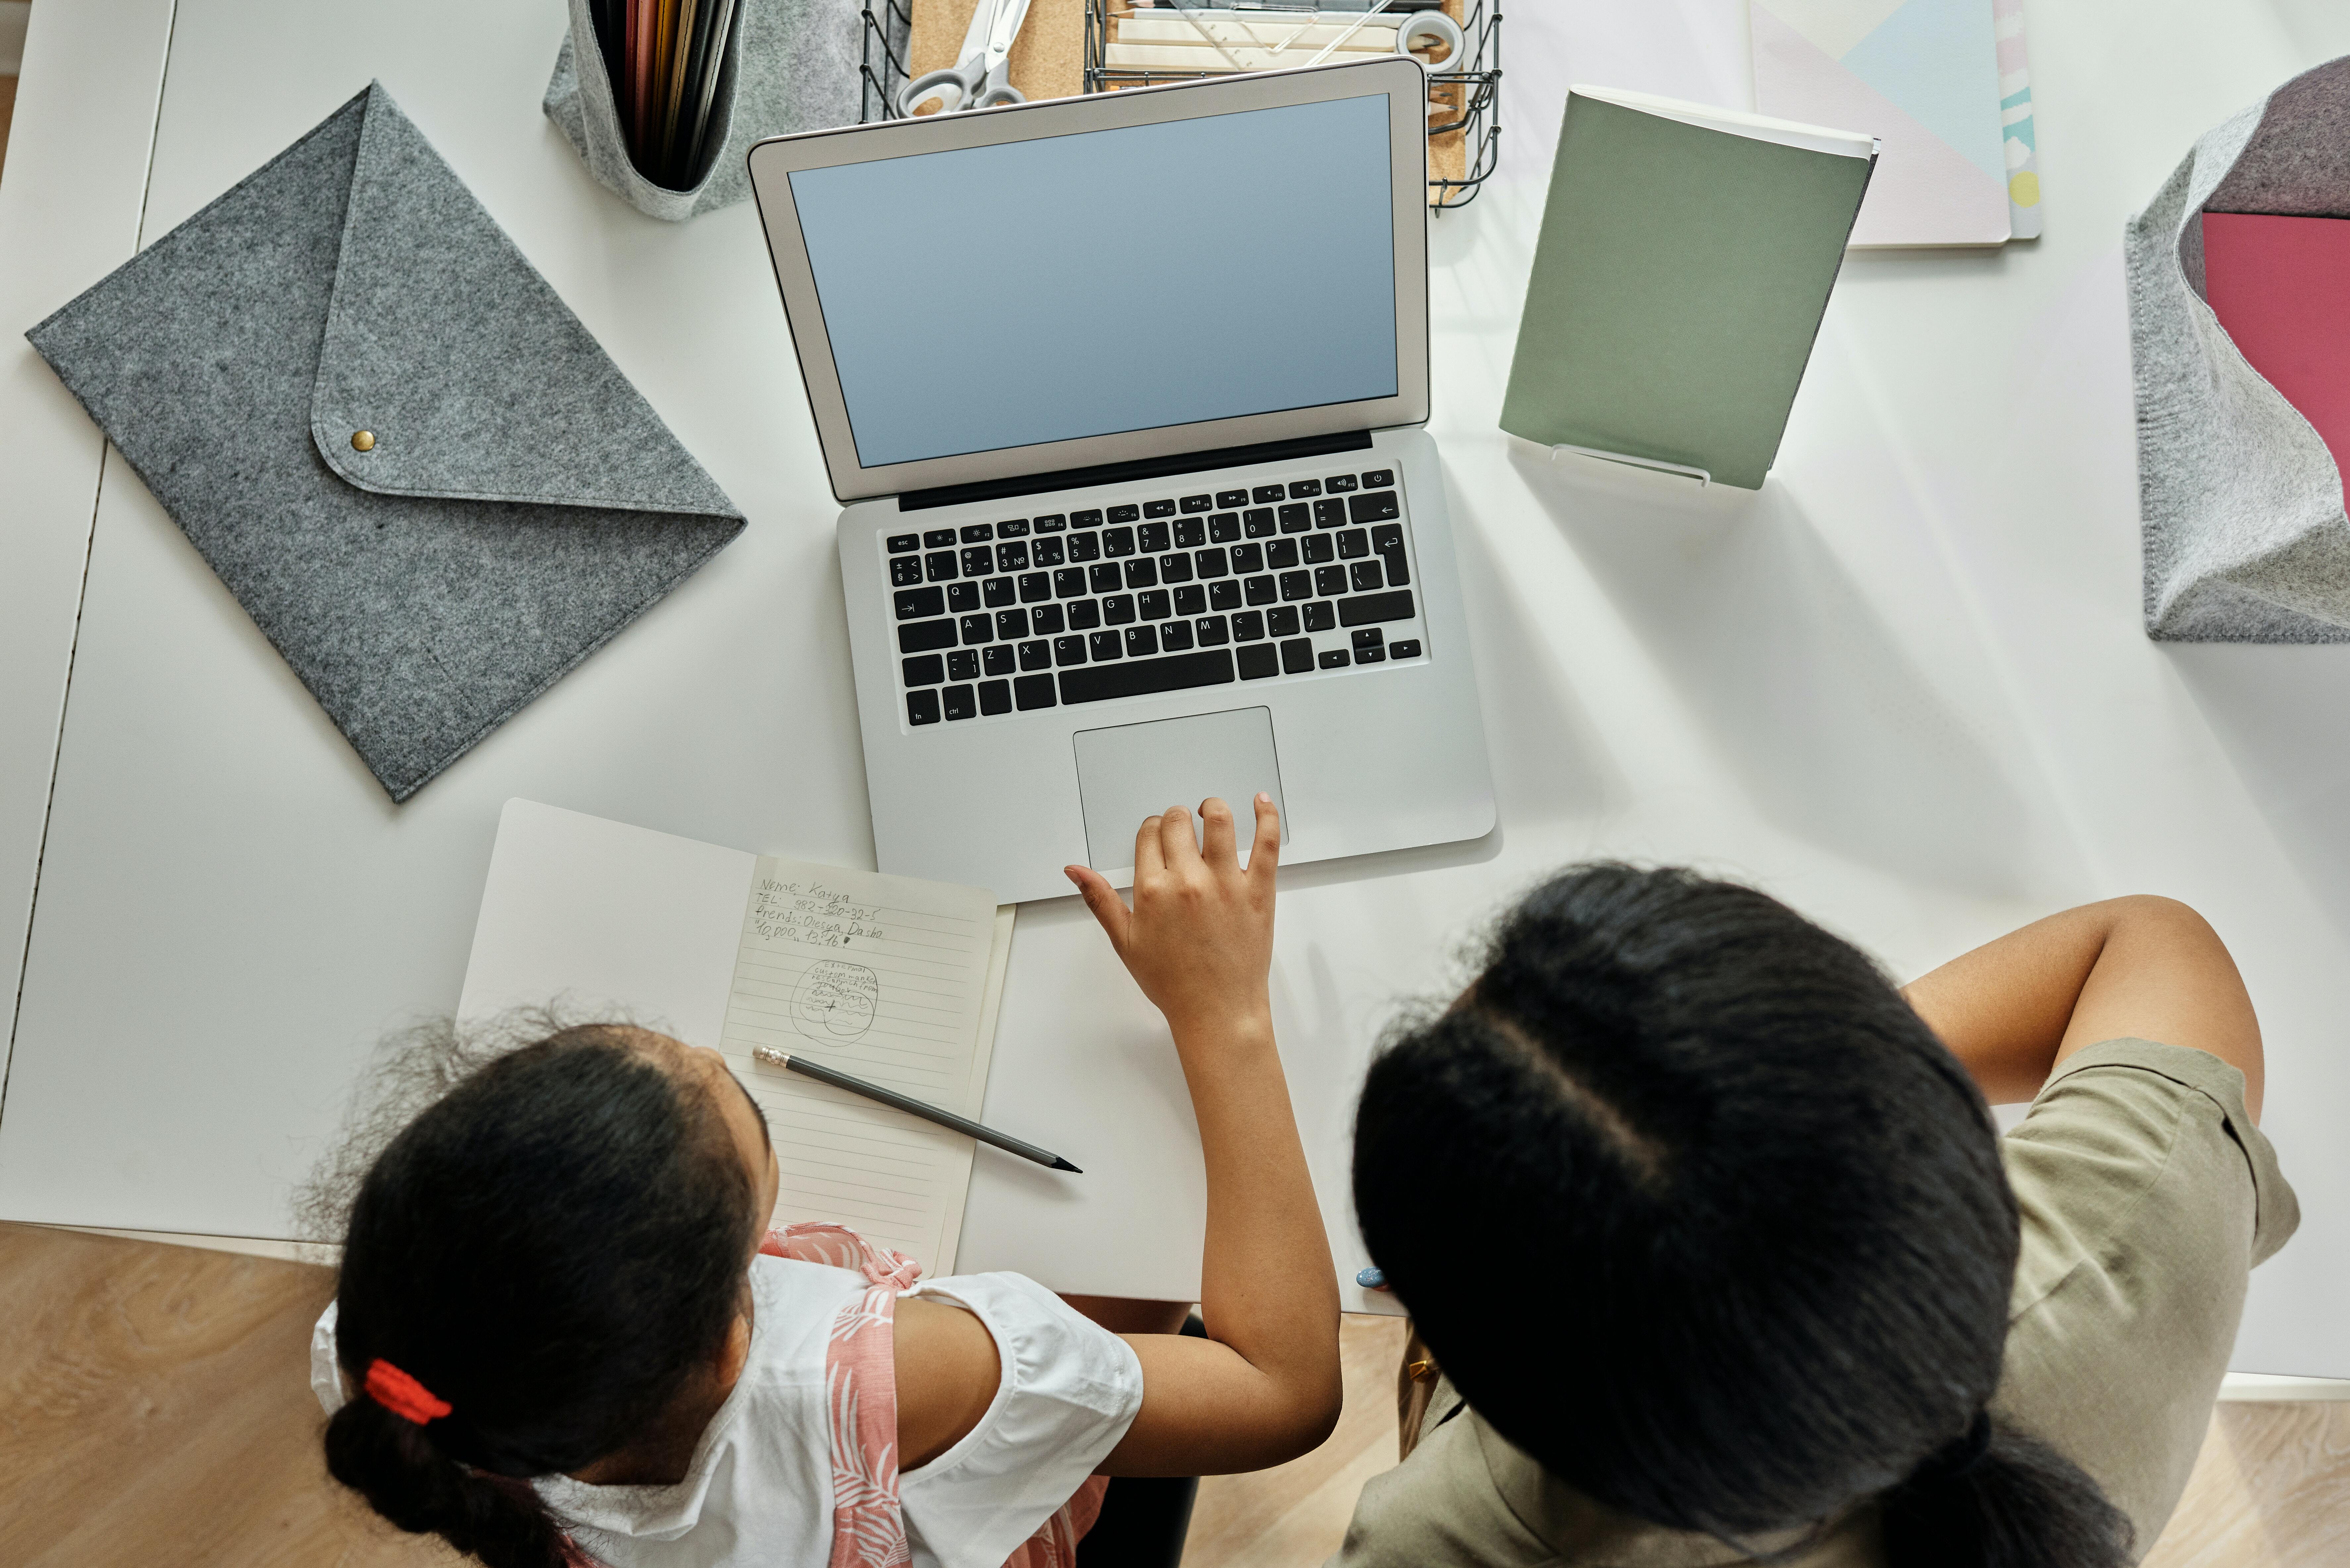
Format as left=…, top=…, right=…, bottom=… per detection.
left=0, top=1222, right=2343, bottom=1567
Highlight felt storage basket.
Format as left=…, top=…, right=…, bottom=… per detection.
left=545, top=0, right=903, bottom=221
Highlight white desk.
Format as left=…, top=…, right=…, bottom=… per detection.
left=3, top=0, right=2347, bottom=1374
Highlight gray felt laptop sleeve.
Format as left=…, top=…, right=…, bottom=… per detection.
left=27, top=82, right=746, bottom=801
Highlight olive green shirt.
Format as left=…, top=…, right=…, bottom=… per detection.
left=1331, top=1039, right=2298, bottom=1567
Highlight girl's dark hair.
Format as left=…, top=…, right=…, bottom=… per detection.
left=316, top=1022, right=757, bottom=1568
left=1354, top=865, right=2133, bottom=1568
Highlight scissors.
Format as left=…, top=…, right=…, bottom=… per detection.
left=897, top=0, right=1032, bottom=117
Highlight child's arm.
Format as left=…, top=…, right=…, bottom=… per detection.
left=1064, top=794, right=1343, bottom=1476
left=1901, top=895, right=2263, bottom=1116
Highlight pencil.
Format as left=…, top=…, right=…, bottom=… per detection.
left=750, top=1045, right=1082, bottom=1174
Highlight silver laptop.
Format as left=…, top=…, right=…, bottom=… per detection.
left=747, top=58, right=1493, bottom=903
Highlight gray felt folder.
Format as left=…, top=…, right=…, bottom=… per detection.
left=28, top=83, right=745, bottom=801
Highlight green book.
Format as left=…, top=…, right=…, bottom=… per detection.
left=1501, top=86, right=1878, bottom=490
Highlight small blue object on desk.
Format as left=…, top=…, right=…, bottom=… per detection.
left=1357, top=1266, right=1387, bottom=1289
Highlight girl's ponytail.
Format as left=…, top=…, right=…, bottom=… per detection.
left=323, top=1396, right=572, bottom=1568
left=1879, top=1411, right=2133, bottom=1568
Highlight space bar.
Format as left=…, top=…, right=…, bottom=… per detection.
left=1058, top=649, right=1237, bottom=704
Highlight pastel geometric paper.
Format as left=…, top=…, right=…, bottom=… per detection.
left=1752, top=0, right=2010, bottom=246
left=1993, top=0, right=2041, bottom=237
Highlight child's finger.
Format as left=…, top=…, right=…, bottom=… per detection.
left=1246, top=792, right=1282, bottom=884
left=1133, top=813, right=1167, bottom=884
left=1065, top=864, right=1132, bottom=950
left=1198, top=796, right=1239, bottom=869
left=1159, top=804, right=1203, bottom=872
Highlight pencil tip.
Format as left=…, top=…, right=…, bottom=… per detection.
left=1052, top=1157, right=1083, bottom=1173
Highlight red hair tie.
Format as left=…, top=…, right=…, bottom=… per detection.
left=365, top=1358, right=453, bottom=1425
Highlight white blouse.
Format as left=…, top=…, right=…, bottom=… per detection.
left=310, top=1255, right=1145, bottom=1568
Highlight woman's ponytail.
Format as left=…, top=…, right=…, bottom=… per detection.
left=1879, top=1411, right=2133, bottom=1568
left=323, top=1397, right=573, bottom=1568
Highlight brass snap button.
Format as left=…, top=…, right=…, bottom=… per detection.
left=351, top=430, right=377, bottom=452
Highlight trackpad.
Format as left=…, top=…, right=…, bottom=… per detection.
left=1074, top=707, right=1289, bottom=872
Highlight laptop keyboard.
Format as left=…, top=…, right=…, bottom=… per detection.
left=885, top=466, right=1426, bottom=727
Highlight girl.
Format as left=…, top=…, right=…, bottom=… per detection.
left=1336, top=866, right=2294, bottom=1568
left=312, top=795, right=1337, bottom=1568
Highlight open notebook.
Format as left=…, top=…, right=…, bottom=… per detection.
left=456, top=799, right=1016, bottom=1272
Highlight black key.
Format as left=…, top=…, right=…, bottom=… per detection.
left=1215, top=488, right=1249, bottom=508
left=1279, top=570, right=1313, bottom=602
left=1179, top=493, right=1214, bottom=513
left=1068, top=532, right=1101, bottom=562
left=1209, top=580, right=1242, bottom=611
left=1068, top=600, right=1101, bottom=630
left=959, top=613, right=993, bottom=644
left=1390, top=638, right=1421, bottom=660
left=983, top=644, right=1017, bottom=677
left=926, top=550, right=958, bottom=582
left=1243, top=575, right=1277, bottom=606
left=1361, top=469, right=1394, bottom=488
left=1035, top=513, right=1069, bottom=532
left=1060, top=649, right=1239, bottom=705
left=1232, top=610, right=1266, bottom=641
left=982, top=577, right=1015, bottom=608
left=1244, top=508, right=1277, bottom=538
left=1102, top=594, right=1136, bottom=625
left=1303, top=533, right=1336, bottom=564
left=1032, top=603, right=1066, bottom=635
left=1281, top=638, right=1316, bottom=674
left=1019, top=571, right=1050, bottom=602
left=1314, top=564, right=1348, bottom=596
left=1108, top=503, right=1141, bottom=524
left=1208, top=512, right=1241, bottom=542
left=1231, top=542, right=1265, bottom=573
left=1194, top=548, right=1229, bottom=578
left=1237, top=645, right=1279, bottom=681
left=1173, top=585, right=1206, bottom=615
left=1019, top=638, right=1052, bottom=671
left=1318, top=649, right=1351, bottom=670
left=902, top=654, right=945, bottom=686
left=960, top=523, right=994, bottom=543
left=996, top=608, right=1030, bottom=640
left=1138, top=521, right=1170, bottom=552
left=943, top=683, right=977, bottom=720
left=1279, top=503, right=1311, bottom=533
left=1125, top=625, right=1160, bottom=658
left=1266, top=539, right=1300, bottom=569
left=1349, top=490, right=1401, bottom=523
left=1090, top=563, right=1122, bottom=594
left=1015, top=673, right=1057, bottom=710
left=1350, top=561, right=1384, bottom=593
left=948, top=581, right=981, bottom=612
left=978, top=679, right=1013, bottom=715
left=1352, top=628, right=1385, bottom=652
left=996, top=540, right=1029, bottom=571
left=888, top=532, right=920, bottom=553
left=1161, top=620, right=1195, bottom=651
left=1338, top=528, right=1370, bottom=559
left=948, top=649, right=980, bottom=681
left=1355, top=643, right=1386, bottom=663
left=1124, top=558, right=1158, bottom=590
left=1103, top=527, right=1136, bottom=557
left=1138, top=589, right=1171, bottom=619
left=899, top=618, right=957, bottom=654
left=1143, top=498, right=1177, bottom=518
left=1055, top=635, right=1089, bottom=665
left=1268, top=606, right=1301, bottom=637
left=1303, top=601, right=1336, bottom=633
left=1196, top=615, right=1230, bottom=646
left=890, top=557, right=924, bottom=587
left=1089, top=629, right=1124, bottom=661
left=1288, top=479, right=1322, bottom=499
left=1326, top=473, right=1359, bottom=493
left=923, top=527, right=956, bottom=548
left=1054, top=567, right=1088, bottom=598
left=1071, top=509, right=1105, bottom=527
left=895, top=585, right=945, bottom=620
left=1338, top=590, right=1415, bottom=626
left=1371, top=523, right=1404, bottom=551
left=1158, top=553, right=1194, bottom=583
left=1251, top=484, right=1285, bottom=504
left=1175, top=517, right=1205, bottom=549
left=1313, top=497, right=1348, bottom=528
left=961, top=546, right=994, bottom=576
left=1376, top=535, right=1409, bottom=586
left=997, top=518, right=1031, bottom=537
left=907, top=689, right=941, bottom=725
left=1033, top=537, right=1066, bottom=567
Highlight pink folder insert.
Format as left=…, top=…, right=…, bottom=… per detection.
left=2203, top=212, right=2350, bottom=507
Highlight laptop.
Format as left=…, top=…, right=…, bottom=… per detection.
left=747, top=57, right=1494, bottom=903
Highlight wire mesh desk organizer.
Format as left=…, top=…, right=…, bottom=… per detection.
left=1082, top=0, right=1501, bottom=210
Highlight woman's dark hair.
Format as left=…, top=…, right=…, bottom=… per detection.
left=313, top=1022, right=757, bottom=1568
left=1354, top=865, right=2133, bottom=1568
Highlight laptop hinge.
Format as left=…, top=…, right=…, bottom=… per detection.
left=896, top=430, right=1376, bottom=513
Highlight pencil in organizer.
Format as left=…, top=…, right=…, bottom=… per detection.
left=750, top=1046, right=1082, bottom=1174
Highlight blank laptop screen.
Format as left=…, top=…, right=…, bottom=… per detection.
left=788, top=93, right=1399, bottom=469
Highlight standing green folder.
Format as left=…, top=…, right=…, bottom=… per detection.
left=1502, top=87, right=1878, bottom=490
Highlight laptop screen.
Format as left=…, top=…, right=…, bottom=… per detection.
left=787, top=94, right=1400, bottom=470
